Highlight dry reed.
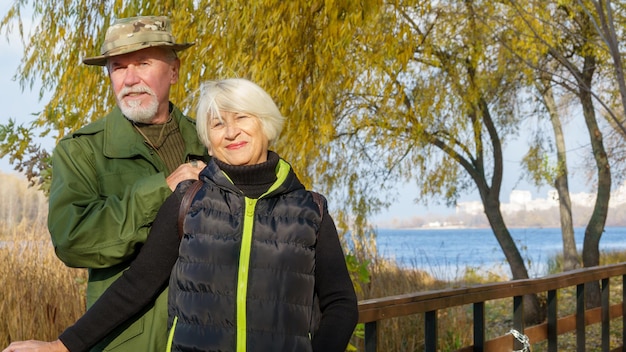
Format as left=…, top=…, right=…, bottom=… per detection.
left=351, top=255, right=481, bottom=351
left=0, top=221, right=87, bottom=346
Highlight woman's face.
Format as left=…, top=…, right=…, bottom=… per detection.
left=208, top=111, right=268, bottom=165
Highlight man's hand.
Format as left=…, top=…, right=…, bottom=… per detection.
left=2, top=339, right=69, bottom=352
left=165, top=160, right=206, bottom=191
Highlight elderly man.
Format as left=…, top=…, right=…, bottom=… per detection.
left=47, top=16, right=207, bottom=351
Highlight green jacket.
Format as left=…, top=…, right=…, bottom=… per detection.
left=48, top=104, right=207, bottom=351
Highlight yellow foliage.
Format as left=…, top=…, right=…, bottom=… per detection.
left=0, top=0, right=622, bottom=236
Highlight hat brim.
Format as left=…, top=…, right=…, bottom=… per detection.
left=82, top=42, right=195, bottom=66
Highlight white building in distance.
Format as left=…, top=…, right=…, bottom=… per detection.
left=456, top=182, right=626, bottom=215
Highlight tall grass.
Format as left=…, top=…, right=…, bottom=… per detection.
left=0, top=221, right=87, bottom=346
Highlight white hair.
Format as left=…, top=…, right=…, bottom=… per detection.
left=195, top=78, right=285, bottom=148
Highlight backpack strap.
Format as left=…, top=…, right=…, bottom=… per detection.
left=177, top=180, right=203, bottom=240
left=310, top=191, right=325, bottom=222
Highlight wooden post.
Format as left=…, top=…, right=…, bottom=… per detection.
left=425, top=310, right=437, bottom=352
left=547, top=289, right=558, bottom=352
left=364, top=321, right=377, bottom=352
left=576, top=284, right=585, bottom=352
left=474, top=302, right=485, bottom=351
left=513, top=296, right=525, bottom=351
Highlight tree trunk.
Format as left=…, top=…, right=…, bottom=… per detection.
left=483, top=197, right=544, bottom=324
left=578, top=54, right=611, bottom=308
left=539, top=76, right=579, bottom=271
left=469, top=97, right=544, bottom=325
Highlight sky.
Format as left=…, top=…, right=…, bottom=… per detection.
left=0, top=10, right=56, bottom=174
left=0, top=10, right=595, bottom=224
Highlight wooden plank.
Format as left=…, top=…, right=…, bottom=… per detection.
left=454, top=304, right=624, bottom=352
left=358, top=263, right=626, bottom=323
left=356, top=263, right=626, bottom=350
left=455, top=334, right=514, bottom=352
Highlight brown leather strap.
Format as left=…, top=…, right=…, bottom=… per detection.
left=177, top=180, right=203, bottom=240
left=310, top=191, right=325, bottom=222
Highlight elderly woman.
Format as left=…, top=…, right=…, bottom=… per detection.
left=4, top=78, right=358, bottom=352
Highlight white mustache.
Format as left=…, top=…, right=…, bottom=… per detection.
left=118, top=85, right=156, bottom=100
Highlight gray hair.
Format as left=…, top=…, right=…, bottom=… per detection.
left=195, top=78, right=285, bottom=148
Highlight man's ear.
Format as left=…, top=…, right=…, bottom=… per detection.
left=170, top=58, right=181, bottom=84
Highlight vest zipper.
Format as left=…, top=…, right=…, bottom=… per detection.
left=236, top=197, right=257, bottom=352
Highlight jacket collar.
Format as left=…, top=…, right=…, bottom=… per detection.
left=102, top=106, right=146, bottom=158
left=202, top=154, right=305, bottom=198
left=102, top=103, right=205, bottom=159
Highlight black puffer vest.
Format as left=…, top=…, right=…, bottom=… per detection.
left=167, top=159, right=321, bottom=352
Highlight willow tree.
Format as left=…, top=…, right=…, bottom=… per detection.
left=548, top=0, right=613, bottom=308
left=495, top=2, right=582, bottom=271
left=317, top=1, right=545, bottom=322
left=0, top=0, right=382, bottom=206
left=2, top=0, right=526, bottom=253
left=501, top=0, right=617, bottom=307
left=0, top=2, right=567, bottom=315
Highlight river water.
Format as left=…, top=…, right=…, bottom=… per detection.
left=374, top=226, right=626, bottom=280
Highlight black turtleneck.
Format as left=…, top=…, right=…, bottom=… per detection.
left=214, top=151, right=279, bottom=198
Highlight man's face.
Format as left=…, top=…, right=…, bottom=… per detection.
left=108, top=47, right=180, bottom=124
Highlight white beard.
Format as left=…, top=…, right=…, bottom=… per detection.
left=118, top=86, right=160, bottom=123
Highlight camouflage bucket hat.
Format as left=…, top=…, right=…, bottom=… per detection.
left=82, top=16, right=194, bottom=66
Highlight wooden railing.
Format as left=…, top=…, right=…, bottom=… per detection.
left=357, top=262, right=626, bottom=351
